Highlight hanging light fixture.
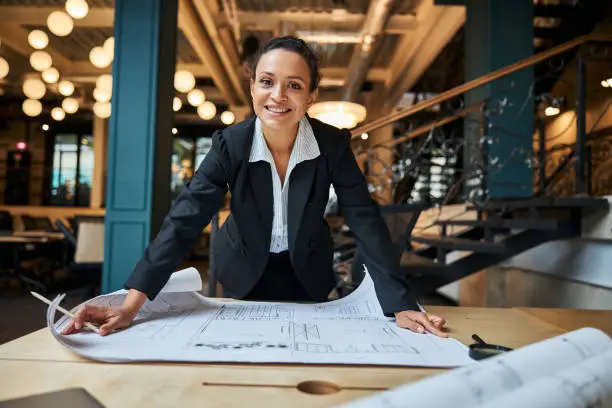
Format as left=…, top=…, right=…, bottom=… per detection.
left=42, top=67, right=60, bottom=83
left=0, top=56, right=8, bottom=79
left=103, top=37, right=114, bottom=60
left=51, top=107, right=66, bottom=121
left=23, top=78, right=46, bottom=99
left=28, top=30, right=49, bottom=50
left=47, top=11, right=74, bottom=37
left=65, top=0, right=89, bottom=19
left=220, top=110, right=235, bottom=125
left=173, top=97, right=182, bottom=112
left=30, top=51, right=52, bottom=71
left=187, top=89, right=205, bottom=106
left=308, top=101, right=367, bottom=129
left=93, top=102, right=111, bottom=118
left=93, top=87, right=111, bottom=103
left=96, top=74, right=112, bottom=92
left=197, top=101, right=216, bottom=120
left=22, top=99, right=43, bottom=117
left=58, top=80, right=74, bottom=96
left=89, top=46, right=111, bottom=68
left=174, top=70, right=195, bottom=93
left=61, top=97, right=79, bottom=114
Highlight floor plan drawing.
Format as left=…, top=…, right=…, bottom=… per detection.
left=46, top=268, right=473, bottom=367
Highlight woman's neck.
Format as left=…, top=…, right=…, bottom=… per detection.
left=261, top=121, right=299, bottom=156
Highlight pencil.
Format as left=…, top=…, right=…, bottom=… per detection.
left=30, top=291, right=100, bottom=334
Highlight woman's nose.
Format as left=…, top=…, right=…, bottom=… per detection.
left=271, top=85, right=287, bottom=100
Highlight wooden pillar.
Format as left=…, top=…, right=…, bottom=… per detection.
left=90, top=116, right=107, bottom=209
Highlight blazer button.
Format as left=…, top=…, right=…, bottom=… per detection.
left=240, top=248, right=246, bottom=256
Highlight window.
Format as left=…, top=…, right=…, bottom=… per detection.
left=48, top=133, right=94, bottom=206
left=170, top=136, right=212, bottom=200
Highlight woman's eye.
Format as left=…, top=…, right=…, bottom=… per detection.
left=260, top=78, right=272, bottom=86
left=289, top=82, right=302, bottom=90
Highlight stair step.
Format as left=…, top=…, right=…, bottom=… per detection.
left=466, top=197, right=609, bottom=211
left=410, top=236, right=506, bottom=253
left=436, top=218, right=559, bottom=231
left=400, top=252, right=439, bottom=267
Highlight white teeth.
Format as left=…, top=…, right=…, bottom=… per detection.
left=266, top=107, right=289, bottom=113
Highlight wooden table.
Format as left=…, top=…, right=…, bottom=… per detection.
left=0, top=305, right=610, bottom=407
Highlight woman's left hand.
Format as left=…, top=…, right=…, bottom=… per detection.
left=394, top=310, right=448, bottom=338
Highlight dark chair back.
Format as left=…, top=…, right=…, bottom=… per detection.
left=21, top=215, right=54, bottom=231
left=0, top=211, right=13, bottom=233
left=55, top=219, right=77, bottom=248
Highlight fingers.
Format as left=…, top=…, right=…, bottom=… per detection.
left=395, top=317, right=426, bottom=334
left=73, top=305, right=108, bottom=331
left=61, top=320, right=76, bottom=335
left=99, top=315, right=127, bottom=336
left=428, top=314, right=447, bottom=329
left=414, top=314, right=448, bottom=338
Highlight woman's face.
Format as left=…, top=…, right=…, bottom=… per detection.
left=251, top=49, right=318, bottom=132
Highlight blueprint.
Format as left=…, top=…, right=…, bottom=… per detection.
left=336, top=327, right=612, bottom=408
left=46, top=267, right=472, bottom=367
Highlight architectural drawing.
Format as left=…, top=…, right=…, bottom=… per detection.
left=336, top=328, right=612, bottom=408
left=45, top=268, right=472, bottom=367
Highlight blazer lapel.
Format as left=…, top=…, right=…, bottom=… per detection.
left=248, top=161, right=274, bottom=246
left=288, top=159, right=318, bottom=251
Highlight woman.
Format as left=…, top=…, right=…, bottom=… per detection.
left=63, top=36, right=448, bottom=338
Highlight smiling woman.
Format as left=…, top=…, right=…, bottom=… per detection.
left=62, top=36, right=448, bottom=339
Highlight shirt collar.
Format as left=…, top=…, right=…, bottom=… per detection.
left=249, top=116, right=320, bottom=164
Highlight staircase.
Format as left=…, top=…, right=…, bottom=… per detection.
left=402, top=197, right=609, bottom=297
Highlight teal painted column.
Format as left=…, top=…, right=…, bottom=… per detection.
left=102, top=0, right=177, bottom=293
left=464, top=0, right=534, bottom=199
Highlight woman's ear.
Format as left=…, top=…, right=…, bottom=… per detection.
left=307, top=89, right=319, bottom=108
left=250, top=79, right=255, bottom=99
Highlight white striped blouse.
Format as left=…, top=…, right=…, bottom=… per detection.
left=249, top=116, right=321, bottom=253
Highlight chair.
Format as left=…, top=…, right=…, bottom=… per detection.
left=54, top=218, right=103, bottom=299
left=21, top=215, right=54, bottom=232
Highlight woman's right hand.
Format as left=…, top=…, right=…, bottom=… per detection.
left=61, top=304, right=137, bottom=336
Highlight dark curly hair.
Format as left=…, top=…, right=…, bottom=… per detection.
left=249, top=36, right=321, bottom=92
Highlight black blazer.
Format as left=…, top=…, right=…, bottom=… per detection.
left=125, top=116, right=418, bottom=315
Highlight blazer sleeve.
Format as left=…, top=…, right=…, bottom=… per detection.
left=124, top=130, right=231, bottom=300
left=331, top=131, right=419, bottom=315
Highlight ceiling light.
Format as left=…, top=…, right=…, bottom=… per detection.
left=96, top=74, right=113, bottom=92
left=103, top=37, right=114, bottom=60
left=65, top=0, right=89, bottom=19
left=47, top=11, right=74, bottom=37
left=308, top=101, right=367, bottom=129
left=51, top=107, right=66, bottom=121
left=30, top=51, right=52, bottom=71
left=62, top=97, right=79, bottom=114
left=187, top=89, right=205, bottom=106
left=93, top=102, right=111, bottom=119
left=23, top=78, right=46, bottom=99
left=173, top=97, right=182, bottom=112
left=544, top=106, right=560, bottom=117
left=28, top=30, right=49, bottom=50
left=22, top=99, right=42, bottom=117
left=197, top=101, right=216, bottom=120
left=93, top=87, right=111, bottom=103
left=89, top=46, right=111, bottom=68
left=0, top=57, right=8, bottom=79
left=58, top=80, right=74, bottom=96
left=174, top=70, right=195, bottom=93
left=220, top=110, right=235, bottom=125
left=42, top=67, right=60, bottom=83
left=601, top=78, right=612, bottom=88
